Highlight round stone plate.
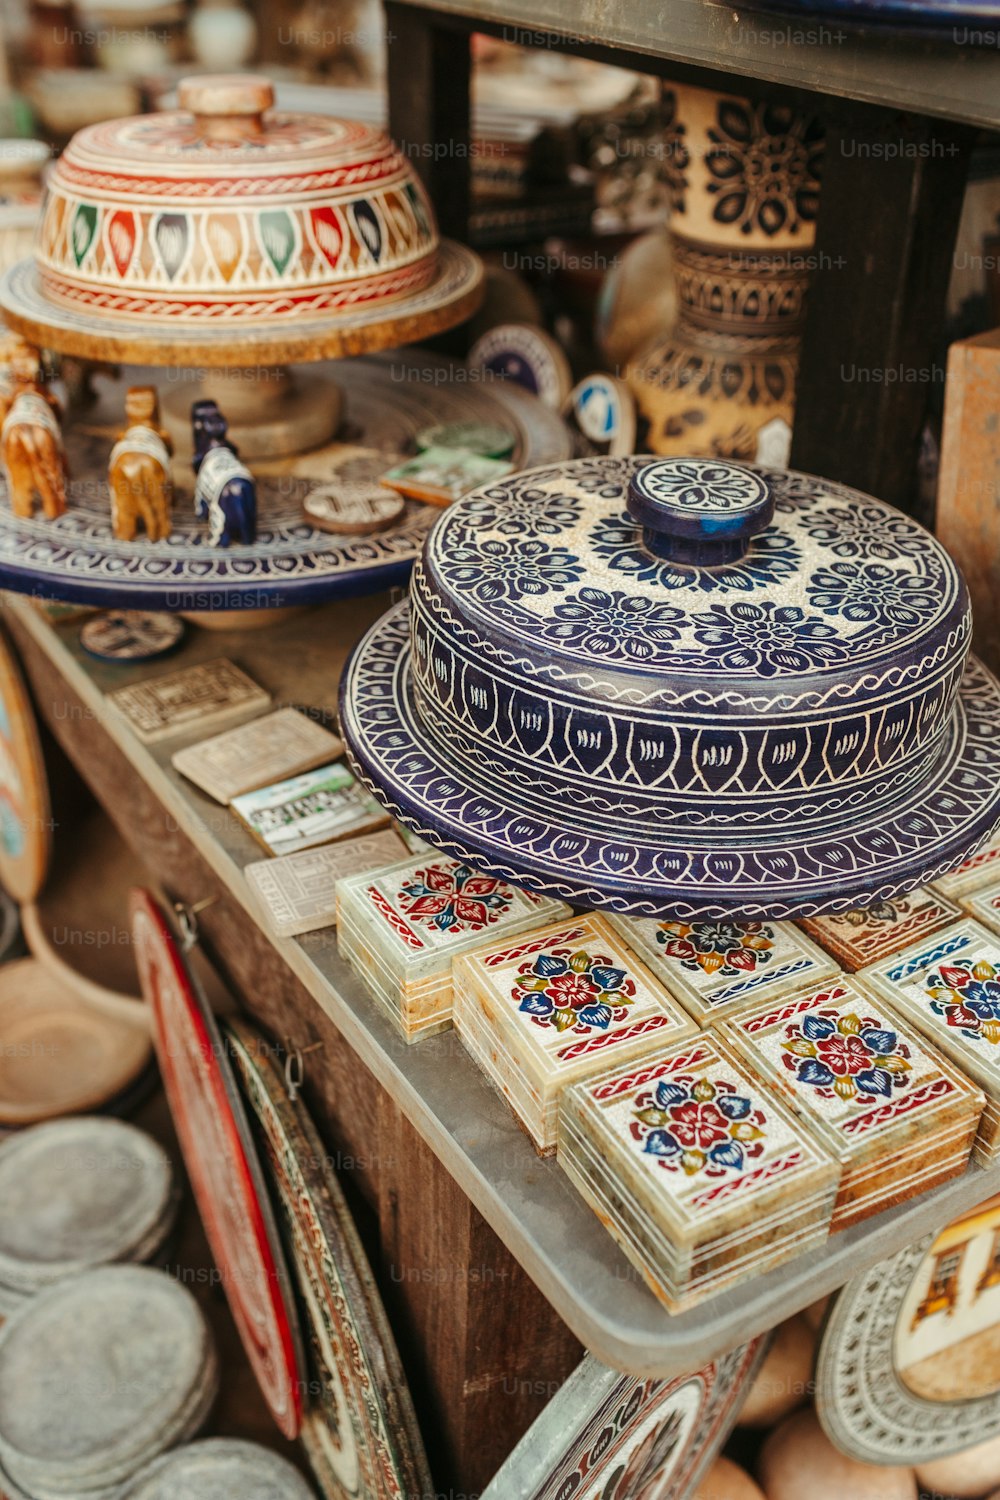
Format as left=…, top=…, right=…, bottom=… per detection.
left=816, top=1201, right=1000, bottom=1464
left=0, top=1117, right=176, bottom=1293
left=0, top=628, right=50, bottom=904
left=480, top=1339, right=766, bottom=1500
left=0, top=958, right=152, bottom=1126
left=0, top=1265, right=216, bottom=1492
left=0, top=353, right=570, bottom=612
left=130, top=889, right=307, bottom=1440
left=225, top=1019, right=432, bottom=1500
left=80, top=612, right=185, bottom=663
left=121, top=1439, right=317, bottom=1500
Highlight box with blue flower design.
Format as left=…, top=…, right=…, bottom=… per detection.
left=557, top=1031, right=839, bottom=1312
left=723, top=979, right=983, bottom=1230
left=607, top=913, right=838, bottom=1025
left=335, top=853, right=569, bottom=1042
left=858, top=918, right=1000, bottom=1162
left=452, top=914, right=697, bottom=1153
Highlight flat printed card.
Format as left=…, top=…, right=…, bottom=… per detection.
left=607, top=914, right=838, bottom=1025
left=932, top=831, right=1000, bottom=899
left=108, top=658, right=270, bottom=744
left=961, top=877, right=1000, bottom=938
left=245, top=829, right=407, bottom=938
left=455, top=914, right=696, bottom=1074
left=172, top=708, right=344, bottom=804
left=724, top=979, right=981, bottom=1162
left=859, top=919, right=1000, bottom=1096
left=561, top=1032, right=835, bottom=1234
left=798, top=889, right=962, bottom=972
left=231, top=763, right=388, bottom=857
left=380, top=447, right=513, bottom=507
left=339, top=854, right=565, bottom=964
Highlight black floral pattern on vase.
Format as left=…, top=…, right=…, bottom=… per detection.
left=705, top=101, right=823, bottom=238
left=660, top=90, right=691, bottom=215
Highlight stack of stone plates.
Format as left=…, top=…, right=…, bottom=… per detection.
left=0, top=1266, right=218, bottom=1499
left=120, top=1440, right=317, bottom=1499
left=0, top=1119, right=177, bottom=1316
left=557, top=1031, right=840, bottom=1312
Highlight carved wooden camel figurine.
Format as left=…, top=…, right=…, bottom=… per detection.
left=1, top=341, right=68, bottom=520
left=108, top=386, right=173, bottom=542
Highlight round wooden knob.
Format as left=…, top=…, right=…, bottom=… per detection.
left=178, top=75, right=274, bottom=141
left=627, top=457, right=775, bottom=566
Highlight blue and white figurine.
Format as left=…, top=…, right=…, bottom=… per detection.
left=191, top=400, right=257, bottom=548
left=340, top=455, right=1000, bottom=922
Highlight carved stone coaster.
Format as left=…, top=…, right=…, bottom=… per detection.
left=131, top=890, right=306, bottom=1439
left=302, top=485, right=405, bottom=536
left=245, top=829, right=407, bottom=938
left=0, top=627, right=50, bottom=904
left=607, top=915, right=838, bottom=1025
left=79, top=611, right=184, bottom=663
left=723, top=978, right=983, bottom=1231
left=557, top=1032, right=839, bottom=1312
left=798, top=888, right=962, bottom=972
left=480, top=1339, right=767, bottom=1500
left=109, top=658, right=270, bottom=744
left=453, top=914, right=696, bottom=1152
left=172, top=708, right=344, bottom=804
left=816, top=1200, right=1000, bottom=1465
left=225, top=1020, right=433, bottom=1500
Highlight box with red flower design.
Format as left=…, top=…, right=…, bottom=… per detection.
left=958, top=876, right=1000, bottom=939
left=606, top=914, right=837, bottom=1025
left=858, top=918, right=1000, bottom=1161
left=557, top=1032, right=839, bottom=1312
left=335, top=854, right=569, bottom=1042
left=723, top=979, right=983, bottom=1231
left=452, top=915, right=697, bottom=1153
left=931, top=830, right=1000, bottom=900
left=796, top=889, right=962, bottom=972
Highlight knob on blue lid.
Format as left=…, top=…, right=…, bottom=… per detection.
left=627, top=458, right=775, bottom=565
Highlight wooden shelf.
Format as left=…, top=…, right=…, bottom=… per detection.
left=10, top=591, right=1000, bottom=1379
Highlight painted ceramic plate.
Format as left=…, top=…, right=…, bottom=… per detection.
left=225, top=1019, right=432, bottom=1500
left=79, top=611, right=185, bottom=663
left=0, top=628, right=49, bottom=904
left=480, top=1339, right=766, bottom=1500
left=816, top=1197, right=1000, bottom=1463
left=130, top=890, right=306, bottom=1439
left=0, top=355, right=571, bottom=612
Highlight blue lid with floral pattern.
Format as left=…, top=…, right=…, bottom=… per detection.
left=341, top=456, right=1000, bottom=920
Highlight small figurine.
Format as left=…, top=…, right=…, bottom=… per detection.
left=108, top=386, right=173, bottom=543
left=191, top=399, right=257, bottom=547
left=0, top=340, right=69, bottom=520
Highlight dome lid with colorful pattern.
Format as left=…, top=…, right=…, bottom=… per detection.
left=1, top=75, right=482, bottom=363
left=340, top=456, right=1000, bottom=921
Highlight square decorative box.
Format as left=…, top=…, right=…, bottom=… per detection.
left=606, top=914, right=838, bottom=1026
left=336, top=855, right=569, bottom=1042
left=723, top=979, right=983, bottom=1231
left=452, top=914, right=697, bottom=1154
left=797, top=889, right=962, bottom=972
left=931, top=831, right=1000, bottom=899
left=557, top=1032, right=839, bottom=1313
left=859, top=918, right=1000, bottom=1161
left=963, top=878, right=1000, bottom=937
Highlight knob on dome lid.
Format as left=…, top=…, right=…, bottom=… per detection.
left=627, top=458, right=774, bottom=565
left=177, top=74, right=274, bottom=140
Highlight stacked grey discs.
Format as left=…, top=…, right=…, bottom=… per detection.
left=0, top=1266, right=218, bottom=1498
left=0, top=1119, right=177, bottom=1314
left=121, top=1439, right=317, bottom=1499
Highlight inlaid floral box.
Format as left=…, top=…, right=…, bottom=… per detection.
left=797, top=888, right=962, bottom=973
left=607, top=914, right=837, bottom=1025
left=335, top=854, right=568, bottom=1042
left=452, top=914, right=696, bottom=1153
left=859, top=918, right=1000, bottom=1162
left=723, top=979, right=983, bottom=1231
left=557, top=1032, right=839, bottom=1312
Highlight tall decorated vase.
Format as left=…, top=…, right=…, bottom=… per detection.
left=628, top=83, right=824, bottom=466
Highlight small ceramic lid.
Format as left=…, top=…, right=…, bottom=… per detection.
left=341, top=454, right=1000, bottom=918
left=121, top=1439, right=317, bottom=1499
left=0, top=1117, right=175, bottom=1292
left=0, top=1266, right=214, bottom=1490
left=34, top=74, right=441, bottom=325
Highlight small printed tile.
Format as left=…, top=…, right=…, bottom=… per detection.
left=607, top=914, right=838, bottom=1025
left=858, top=918, right=1000, bottom=1159
left=244, top=829, right=407, bottom=938
left=931, top=830, right=1000, bottom=899
left=724, top=979, right=982, bottom=1228
left=798, top=888, right=962, bottom=972
left=454, top=915, right=697, bottom=1150
left=960, top=876, right=1000, bottom=938
left=232, top=762, right=388, bottom=856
